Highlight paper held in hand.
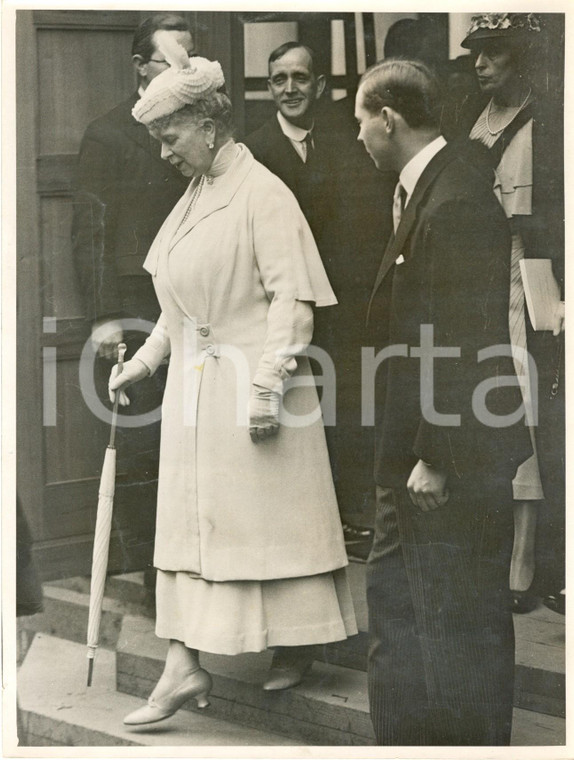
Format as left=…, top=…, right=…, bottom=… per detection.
left=519, top=258, right=561, bottom=331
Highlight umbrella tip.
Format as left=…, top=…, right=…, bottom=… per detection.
left=87, top=658, right=94, bottom=687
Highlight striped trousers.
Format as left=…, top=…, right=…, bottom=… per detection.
left=366, top=480, right=515, bottom=745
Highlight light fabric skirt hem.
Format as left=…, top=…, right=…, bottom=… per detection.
left=155, top=567, right=358, bottom=656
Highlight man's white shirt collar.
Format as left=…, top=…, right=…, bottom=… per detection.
left=276, top=111, right=315, bottom=162
left=399, top=136, right=447, bottom=205
left=276, top=111, right=313, bottom=142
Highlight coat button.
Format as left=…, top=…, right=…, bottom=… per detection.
left=205, top=344, right=215, bottom=356
left=199, top=326, right=210, bottom=337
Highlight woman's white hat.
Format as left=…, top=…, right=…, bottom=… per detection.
left=133, top=31, right=225, bottom=125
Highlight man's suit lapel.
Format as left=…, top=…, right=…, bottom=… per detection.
left=368, top=144, right=458, bottom=313
left=267, top=116, right=312, bottom=183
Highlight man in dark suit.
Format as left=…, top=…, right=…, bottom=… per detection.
left=71, top=14, right=194, bottom=581
left=355, top=59, right=531, bottom=745
left=72, top=13, right=194, bottom=355
left=246, top=43, right=394, bottom=546
left=244, top=42, right=333, bottom=248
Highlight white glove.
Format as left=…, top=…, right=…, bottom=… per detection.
left=249, top=384, right=281, bottom=443
left=108, top=358, right=149, bottom=406
left=92, top=319, right=124, bottom=361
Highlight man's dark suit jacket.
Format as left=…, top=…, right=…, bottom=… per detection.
left=244, top=112, right=336, bottom=248
left=366, top=141, right=533, bottom=746
left=72, top=93, right=188, bottom=322
left=369, top=141, right=531, bottom=489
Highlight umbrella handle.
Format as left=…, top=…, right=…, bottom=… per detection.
left=109, top=343, right=127, bottom=448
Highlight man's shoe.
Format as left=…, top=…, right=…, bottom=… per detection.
left=342, top=523, right=374, bottom=544
left=342, top=523, right=374, bottom=562
left=509, top=590, right=538, bottom=614
left=542, top=590, right=565, bottom=615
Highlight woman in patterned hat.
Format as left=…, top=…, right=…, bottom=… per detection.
left=108, top=37, right=356, bottom=726
left=454, top=13, right=565, bottom=615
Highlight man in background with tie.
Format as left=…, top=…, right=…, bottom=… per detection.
left=356, top=59, right=531, bottom=745
left=244, top=42, right=331, bottom=247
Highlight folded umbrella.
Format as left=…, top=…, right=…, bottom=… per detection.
left=86, top=342, right=127, bottom=686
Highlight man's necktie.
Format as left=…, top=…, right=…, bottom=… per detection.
left=304, top=131, right=314, bottom=164
left=392, top=181, right=407, bottom=234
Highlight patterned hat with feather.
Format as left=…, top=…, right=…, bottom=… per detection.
left=133, top=31, right=225, bottom=125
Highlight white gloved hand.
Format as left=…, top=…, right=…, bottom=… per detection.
left=108, top=358, right=149, bottom=406
left=248, top=384, right=281, bottom=443
left=92, top=319, right=124, bottom=361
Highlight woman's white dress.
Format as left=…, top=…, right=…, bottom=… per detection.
left=134, top=141, right=357, bottom=654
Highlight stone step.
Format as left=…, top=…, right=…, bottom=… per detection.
left=320, top=607, right=566, bottom=719
left=34, top=563, right=566, bottom=720
left=116, top=614, right=376, bottom=745
left=16, top=634, right=301, bottom=748
left=115, top=612, right=569, bottom=747
left=16, top=631, right=565, bottom=748
left=19, top=582, right=153, bottom=651
left=48, top=571, right=154, bottom=607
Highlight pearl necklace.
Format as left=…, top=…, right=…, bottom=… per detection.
left=179, top=174, right=207, bottom=228
left=485, top=88, right=532, bottom=136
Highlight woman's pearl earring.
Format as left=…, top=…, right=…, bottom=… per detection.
left=208, top=142, right=214, bottom=150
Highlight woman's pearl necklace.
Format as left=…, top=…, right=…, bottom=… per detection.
left=485, top=88, right=532, bottom=136
left=179, top=174, right=206, bottom=228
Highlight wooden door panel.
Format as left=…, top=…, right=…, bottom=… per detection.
left=43, top=361, right=109, bottom=484
left=19, top=10, right=145, bottom=580
left=28, top=527, right=153, bottom=581
left=37, top=28, right=135, bottom=154
left=18, top=9, right=240, bottom=581
left=39, top=198, right=84, bottom=317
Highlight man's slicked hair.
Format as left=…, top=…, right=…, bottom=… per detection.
left=132, top=13, right=192, bottom=62
left=268, top=42, right=317, bottom=73
left=358, top=59, right=442, bottom=129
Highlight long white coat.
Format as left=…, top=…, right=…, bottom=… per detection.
left=135, top=144, right=348, bottom=581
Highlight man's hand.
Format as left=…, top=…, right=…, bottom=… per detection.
left=407, top=459, right=449, bottom=512
left=552, top=301, right=565, bottom=336
left=92, top=318, right=124, bottom=360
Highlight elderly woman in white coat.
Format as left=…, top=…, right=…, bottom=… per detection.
left=108, top=39, right=356, bottom=726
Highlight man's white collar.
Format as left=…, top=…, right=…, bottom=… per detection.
left=399, top=136, right=447, bottom=203
left=276, top=111, right=314, bottom=141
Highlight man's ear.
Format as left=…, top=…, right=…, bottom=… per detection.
left=132, top=55, right=148, bottom=79
left=315, top=74, right=327, bottom=100
left=380, top=106, right=395, bottom=134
